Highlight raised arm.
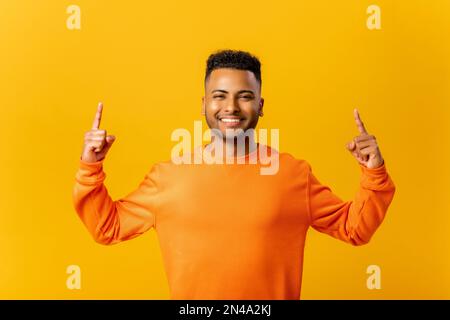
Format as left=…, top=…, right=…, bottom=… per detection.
left=308, top=109, right=396, bottom=245
left=72, top=102, right=158, bottom=245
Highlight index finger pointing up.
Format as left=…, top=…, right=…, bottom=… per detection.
left=92, top=102, right=103, bottom=130
left=354, top=108, right=368, bottom=135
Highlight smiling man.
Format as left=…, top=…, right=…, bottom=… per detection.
left=73, top=49, right=396, bottom=299
left=202, top=58, right=263, bottom=158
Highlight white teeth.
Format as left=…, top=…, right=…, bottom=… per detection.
left=221, top=118, right=240, bottom=123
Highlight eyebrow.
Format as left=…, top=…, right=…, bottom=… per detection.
left=211, top=89, right=255, bottom=95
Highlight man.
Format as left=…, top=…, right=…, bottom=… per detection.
left=73, top=49, right=396, bottom=299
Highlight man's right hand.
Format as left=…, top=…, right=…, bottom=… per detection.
left=81, top=102, right=116, bottom=163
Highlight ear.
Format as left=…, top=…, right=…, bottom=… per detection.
left=258, top=98, right=264, bottom=117
left=201, top=96, right=206, bottom=116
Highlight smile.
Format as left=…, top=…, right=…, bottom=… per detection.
left=219, top=117, right=243, bottom=128
left=220, top=118, right=241, bottom=123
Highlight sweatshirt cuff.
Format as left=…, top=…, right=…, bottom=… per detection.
left=359, top=162, right=395, bottom=191
left=79, top=157, right=104, bottom=171
left=359, top=161, right=387, bottom=175
left=76, top=158, right=106, bottom=185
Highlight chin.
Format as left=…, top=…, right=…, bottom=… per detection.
left=222, top=128, right=252, bottom=140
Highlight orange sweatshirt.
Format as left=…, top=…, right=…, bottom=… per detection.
left=72, top=144, right=395, bottom=299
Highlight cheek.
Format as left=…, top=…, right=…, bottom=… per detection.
left=204, top=103, right=220, bottom=121
left=241, top=103, right=260, bottom=117
left=205, top=102, right=221, bottom=116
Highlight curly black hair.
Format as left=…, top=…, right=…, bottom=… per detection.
left=204, top=49, right=262, bottom=88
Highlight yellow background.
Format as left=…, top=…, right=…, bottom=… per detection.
left=0, top=0, right=449, bottom=299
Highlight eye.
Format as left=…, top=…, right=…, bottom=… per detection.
left=213, top=95, right=225, bottom=99
left=240, top=95, right=253, bottom=99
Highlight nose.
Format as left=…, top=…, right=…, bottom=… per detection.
left=223, top=97, right=241, bottom=114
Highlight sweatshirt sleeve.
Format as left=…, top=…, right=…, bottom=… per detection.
left=72, top=159, right=159, bottom=245
left=307, top=161, right=396, bottom=246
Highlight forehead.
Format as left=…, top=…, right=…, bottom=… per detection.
left=206, top=68, right=259, bottom=91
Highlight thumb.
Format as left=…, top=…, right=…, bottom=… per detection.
left=106, top=135, right=116, bottom=145
left=101, top=135, right=116, bottom=154
left=346, top=140, right=356, bottom=152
